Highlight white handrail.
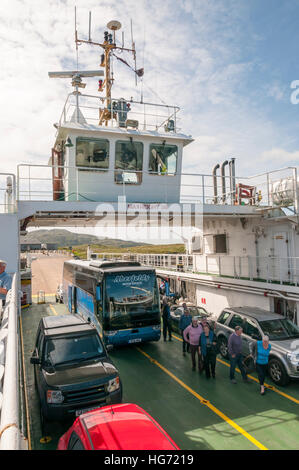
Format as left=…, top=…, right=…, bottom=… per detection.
left=0, top=274, right=25, bottom=450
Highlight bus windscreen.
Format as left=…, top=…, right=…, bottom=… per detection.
left=104, top=271, right=160, bottom=329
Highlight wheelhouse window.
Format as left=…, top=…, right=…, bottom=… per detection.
left=76, top=137, right=109, bottom=170
left=149, top=143, right=178, bottom=175
left=114, top=140, right=143, bottom=184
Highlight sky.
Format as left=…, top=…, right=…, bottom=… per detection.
left=2, top=0, right=299, bottom=241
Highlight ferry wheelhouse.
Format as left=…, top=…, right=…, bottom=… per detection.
left=49, top=19, right=193, bottom=204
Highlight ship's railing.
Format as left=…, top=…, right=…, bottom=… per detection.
left=0, top=173, right=17, bottom=214
left=0, top=274, right=27, bottom=450
left=17, top=163, right=299, bottom=210
left=58, top=92, right=181, bottom=133
left=90, top=252, right=299, bottom=287
left=193, top=254, right=299, bottom=286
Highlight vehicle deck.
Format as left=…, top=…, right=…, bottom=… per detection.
left=21, top=297, right=299, bottom=451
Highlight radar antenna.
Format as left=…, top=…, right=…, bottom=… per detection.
left=48, top=70, right=104, bottom=123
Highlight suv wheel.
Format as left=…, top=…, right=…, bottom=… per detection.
left=218, top=336, right=228, bottom=359
left=268, top=358, right=290, bottom=386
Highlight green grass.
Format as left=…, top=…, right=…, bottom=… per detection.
left=60, top=243, right=186, bottom=258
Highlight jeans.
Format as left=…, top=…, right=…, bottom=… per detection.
left=190, top=344, right=203, bottom=370
left=229, top=353, right=247, bottom=380
left=256, top=363, right=268, bottom=386
left=180, top=330, right=190, bottom=353
left=203, top=351, right=216, bottom=378
left=163, top=319, right=172, bottom=340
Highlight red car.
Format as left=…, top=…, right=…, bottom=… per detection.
left=57, top=403, right=180, bottom=450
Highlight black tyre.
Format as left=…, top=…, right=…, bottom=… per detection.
left=268, top=358, right=290, bottom=386
left=218, top=336, right=229, bottom=359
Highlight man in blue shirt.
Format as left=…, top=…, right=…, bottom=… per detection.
left=0, top=260, right=12, bottom=306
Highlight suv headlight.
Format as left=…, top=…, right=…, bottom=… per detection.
left=47, top=390, right=64, bottom=404
left=107, top=376, right=120, bottom=393
left=286, top=352, right=299, bottom=365
left=153, top=325, right=161, bottom=331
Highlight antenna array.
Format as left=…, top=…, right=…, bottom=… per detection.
left=74, top=8, right=142, bottom=126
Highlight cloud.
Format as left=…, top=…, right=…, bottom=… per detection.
left=259, top=148, right=299, bottom=166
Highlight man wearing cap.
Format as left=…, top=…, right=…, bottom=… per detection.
left=0, top=261, right=12, bottom=307
left=228, top=325, right=248, bottom=384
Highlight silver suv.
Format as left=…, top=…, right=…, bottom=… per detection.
left=215, top=307, right=299, bottom=386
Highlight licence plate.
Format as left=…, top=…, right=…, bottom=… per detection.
left=75, top=405, right=101, bottom=417
left=129, top=338, right=142, bottom=344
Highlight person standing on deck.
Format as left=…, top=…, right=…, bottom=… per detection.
left=228, top=326, right=248, bottom=384
left=0, top=260, right=12, bottom=308
left=249, top=335, right=271, bottom=395
left=162, top=297, right=172, bottom=342
left=199, top=324, right=218, bottom=379
left=183, top=318, right=203, bottom=371
left=179, top=303, right=192, bottom=355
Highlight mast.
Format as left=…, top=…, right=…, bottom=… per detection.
left=75, top=15, right=137, bottom=126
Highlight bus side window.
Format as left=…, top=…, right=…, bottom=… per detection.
left=96, top=285, right=101, bottom=301
left=96, top=285, right=103, bottom=321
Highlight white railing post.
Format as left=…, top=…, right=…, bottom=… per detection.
left=293, top=168, right=299, bottom=214
left=28, top=166, right=31, bottom=201
left=76, top=168, right=79, bottom=201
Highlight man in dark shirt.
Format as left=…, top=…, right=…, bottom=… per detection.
left=228, top=325, right=248, bottom=384
left=162, top=298, right=172, bottom=341
left=179, top=303, right=192, bottom=354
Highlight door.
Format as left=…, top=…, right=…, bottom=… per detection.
left=35, top=327, right=44, bottom=393
left=242, top=317, right=262, bottom=356
left=273, top=232, right=289, bottom=282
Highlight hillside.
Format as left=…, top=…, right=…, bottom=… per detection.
left=26, top=229, right=147, bottom=248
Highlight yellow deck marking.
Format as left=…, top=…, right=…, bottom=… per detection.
left=49, top=304, right=59, bottom=316
left=136, top=346, right=268, bottom=451
left=32, top=293, right=55, bottom=298
left=172, top=333, right=299, bottom=406
left=40, top=436, right=52, bottom=444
